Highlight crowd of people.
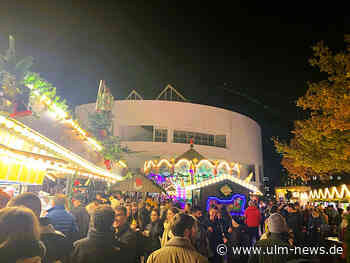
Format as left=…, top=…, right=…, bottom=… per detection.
left=0, top=191, right=349, bottom=263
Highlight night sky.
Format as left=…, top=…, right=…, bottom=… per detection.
left=1, top=2, right=349, bottom=187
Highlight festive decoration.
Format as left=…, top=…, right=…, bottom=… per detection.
left=144, top=145, right=261, bottom=198
left=87, top=80, right=130, bottom=169
left=206, top=194, right=247, bottom=216
left=307, top=184, right=350, bottom=200
left=0, top=35, right=33, bottom=114
left=186, top=173, right=262, bottom=194
left=0, top=114, right=120, bottom=182
left=96, top=80, right=114, bottom=112
left=24, top=72, right=69, bottom=117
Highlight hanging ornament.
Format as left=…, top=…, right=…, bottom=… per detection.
left=73, top=180, right=80, bottom=186
left=104, top=159, right=112, bottom=170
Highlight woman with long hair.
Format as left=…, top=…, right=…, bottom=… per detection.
left=160, top=207, right=179, bottom=247
left=0, top=206, right=45, bottom=263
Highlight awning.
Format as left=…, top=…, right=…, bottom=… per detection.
left=111, top=174, right=166, bottom=193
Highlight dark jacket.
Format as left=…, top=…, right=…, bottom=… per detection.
left=115, top=223, right=137, bottom=262
left=71, top=229, right=129, bottom=263
left=194, top=219, right=211, bottom=258
left=40, top=227, right=73, bottom=263
left=286, top=211, right=302, bottom=243
left=145, top=220, right=164, bottom=253
left=0, top=239, right=46, bottom=263
left=248, top=233, right=296, bottom=263
left=207, top=218, right=224, bottom=253
left=228, top=224, right=250, bottom=263
left=138, top=207, right=150, bottom=231
left=46, top=205, right=78, bottom=239
left=71, top=205, right=90, bottom=240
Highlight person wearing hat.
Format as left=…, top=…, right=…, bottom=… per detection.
left=248, top=213, right=298, bottom=263
left=71, top=194, right=90, bottom=241
left=228, top=215, right=250, bottom=263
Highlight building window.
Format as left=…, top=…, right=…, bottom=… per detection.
left=154, top=128, right=167, bottom=142
left=173, top=130, right=226, bottom=148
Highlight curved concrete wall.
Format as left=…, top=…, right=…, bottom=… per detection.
left=76, top=100, right=263, bottom=185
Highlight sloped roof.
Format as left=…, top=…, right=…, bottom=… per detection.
left=175, top=145, right=206, bottom=163
left=111, top=174, right=166, bottom=193
left=125, top=90, right=143, bottom=100
left=156, top=84, right=187, bottom=102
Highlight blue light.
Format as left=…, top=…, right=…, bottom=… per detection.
left=206, top=194, right=246, bottom=216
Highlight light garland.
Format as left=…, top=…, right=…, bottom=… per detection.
left=306, top=184, right=350, bottom=200
left=0, top=115, right=120, bottom=182
left=0, top=144, right=116, bottom=183
left=185, top=173, right=262, bottom=194
left=144, top=158, right=240, bottom=175
left=27, top=84, right=102, bottom=151
left=206, top=194, right=247, bottom=216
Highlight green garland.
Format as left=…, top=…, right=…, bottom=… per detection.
left=23, top=72, right=69, bottom=115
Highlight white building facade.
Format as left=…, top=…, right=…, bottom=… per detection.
left=75, top=88, right=263, bottom=189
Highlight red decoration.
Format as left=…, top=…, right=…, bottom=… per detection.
left=104, top=159, right=111, bottom=170
left=135, top=178, right=143, bottom=187
left=74, top=180, right=80, bottom=186
left=190, top=138, right=194, bottom=145
left=10, top=109, right=32, bottom=118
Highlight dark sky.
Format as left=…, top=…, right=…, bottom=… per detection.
left=1, top=1, right=349, bottom=187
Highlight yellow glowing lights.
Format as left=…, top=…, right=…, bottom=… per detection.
left=185, top=173, right=262, bottom=194
left=144, top=158, right=240, bottom=175
left=306, top=185, right=350, bottom=200
left=0, top=115, right=120, bottom=181
left=26, top=84, right=101, bottom=151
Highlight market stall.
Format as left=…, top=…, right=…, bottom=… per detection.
left=0, top=36, right=126, bottom=199
left=143, top=142, right=262, bottom=213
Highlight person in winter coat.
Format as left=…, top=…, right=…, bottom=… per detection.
left=161, top=207, right=179, bottom=247
left=286, top=204, right=302, bottom=245
left=114, top=205, right=137, bottom=263
left=0, top=206, right=46, bottom=263
left=8, top=193, right=73, bottom=263
left=248, top=213, right=298, bottom=263
left=207, top=206, right=223, bottom=263
left=138, top=201, right=150, bottom=231
left=71, top=195, right=90, bottom=241
left=192, top=206, right=212, bottom=258
left=7, top=192, right=73, bottom=263
left=227, top=216, right=250, bottom=263
left=46, top=194, right=78, bottom=241
left=308, top=209, right=323, bottom=245
left=244, top=201, right=261, bottom=245
left=71, top=205, right=129, bottom=263
left=144, top=209, right=164, bottom=260
left=146, top=212, right=208, bottom=263
left=39, top=217, right=73, bottom=263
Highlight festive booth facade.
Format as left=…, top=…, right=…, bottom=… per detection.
left=143, top=143, right=262, bottom=214
left=0, top=36, right=127, bottom=197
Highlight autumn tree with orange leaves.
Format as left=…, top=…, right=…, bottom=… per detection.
left=274, top=35, right=350, bottom=181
